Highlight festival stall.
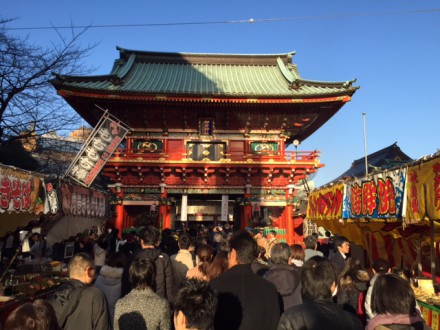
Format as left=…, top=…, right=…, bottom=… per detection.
left=0, top=164, right=110, bottom=328
left=306, top=151, right=440, bottom=329
left=45, top=181, right=109, bottom=245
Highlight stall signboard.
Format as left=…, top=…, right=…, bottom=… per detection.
left=405, top=157, right=440, bottom=223
left=344, top=168, right=407, bottom=219
left=0, top=164, right=48, bottom=214
left=307, top=183, right=345, bottom=221
left=60, top=183, right=108, bottom=218
left=65, top=113, right=130, bottom=187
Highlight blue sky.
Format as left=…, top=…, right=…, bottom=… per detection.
left=3, top=1, right=440, bottom=187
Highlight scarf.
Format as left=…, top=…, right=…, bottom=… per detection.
left=366, top=313, right=426, bottom=330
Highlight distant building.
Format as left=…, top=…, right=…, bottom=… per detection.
left=328, top=142, right=413, bottom=186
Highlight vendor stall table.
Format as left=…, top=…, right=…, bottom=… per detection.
left=418, top=300, right=440, bottom=330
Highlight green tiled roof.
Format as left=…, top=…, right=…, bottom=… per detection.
left=52, top=47, right=358, bottom=98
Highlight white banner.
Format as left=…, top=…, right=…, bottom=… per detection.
left=221, top=194, right=229, bottom=221
left=181, top=194, right=188, bottom=221
left=65, top=113, right=130, bottom=187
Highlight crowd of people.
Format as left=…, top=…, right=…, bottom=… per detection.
left=3, top=224, right=431, bottom=330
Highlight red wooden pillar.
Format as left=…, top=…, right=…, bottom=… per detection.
left=241, top=185, right=252, bottom=230
left=159, top=184, right=170, bottom=230
left=293, top=216, right=304, bottom=244
left=285, top=187, right=294, bottom=245
left=115, top=189, right=125, bottom=237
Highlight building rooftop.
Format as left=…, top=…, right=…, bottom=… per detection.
left=52, top=47, right=358, bottom=99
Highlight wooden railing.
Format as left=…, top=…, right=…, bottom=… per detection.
left=111, top=148, right=320, bottom=162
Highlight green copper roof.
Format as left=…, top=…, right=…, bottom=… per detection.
left=52, top=47, right=358, bottom=98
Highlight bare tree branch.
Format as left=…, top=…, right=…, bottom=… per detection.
left=0, top=18, right=97, bottom=142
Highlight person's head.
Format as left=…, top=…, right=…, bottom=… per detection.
left=129, top=258, right=155, bottom=290
left=173, top=279, right=218, bottom=330
left=270, top=242, right=291, bottom=265
left=301, top=259, right=338, bottom=301
left=290, top=244, right=305, bottom=262
left=335, top=235, right=350, bottom=255
left=205, top=251, right=229, bottom=281
left=31, top=233, right=41, bottom=242
left=196, top=244, right=215, bottom=263
left=339, top=257, right=370, bottom=285
left=213, top=233, right=222, bottom=243
left=139, top=225, right=160, bottom=247
left=304, top=235, right=318, bottom=250
left=372, top=258, right=391, bottom=275
left=267, top=230, right=276, bottom=240
left=178, top=234, right=192, bottom=250
left=4, top=300, right=60, bottom=330
left=68, top=253, right=96, bottom=284
left=371, top=273, right=417, bottom=315
left=228, top=231, right=258, bottom=267
left=106, top=251, right=128, bottom=269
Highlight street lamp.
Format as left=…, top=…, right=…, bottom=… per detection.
left=293, top=139, right=300, bottom=159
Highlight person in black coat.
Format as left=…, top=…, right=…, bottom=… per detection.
left=121, top=226, right=174, bottom=301
left=47, top=253, right=111, bottom=330
left=264, top=243, right=302, bottom=312
left=329, top=235, right=350, bottom=274
left=210, top=231, right=281, bottom=330
left=277, top=258, right=363, bottom=330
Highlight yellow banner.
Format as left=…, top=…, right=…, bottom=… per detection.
left=307, top=183, right=344, bottom=221
left=406, top=157, right=440, bottom=222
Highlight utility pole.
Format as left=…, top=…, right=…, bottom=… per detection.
left=362, top=112, right=368, bottom=176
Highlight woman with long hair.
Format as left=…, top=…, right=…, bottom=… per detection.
left=186, top=244, right=215, bottom=281
left=205, top=250, right=229, bottom=281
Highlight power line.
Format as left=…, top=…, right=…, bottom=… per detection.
left=4, top=8, right=440, bottom=31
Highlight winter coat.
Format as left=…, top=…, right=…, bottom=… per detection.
left=114, top=287, right=171, bottom=330
left=337, top=273, right=369, bottom=316
left=94, top=243, right=106, bottom=267
left=264, top=263, right=302, bottom=311
left=48, top=279, right=111, bottom=330
left=170, top=249, right=196, bottom=286
left=211, top=264, right=281, bottom=330
left=93, top=265, right=123, bottom=325
left=329, top=251, right=346, bottom=274
left=277, top=299, right=364, bottom=330
left=121, top=248, right=174, bottom=301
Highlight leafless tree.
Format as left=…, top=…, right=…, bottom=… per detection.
left=0, top=18, right=96, bottom=144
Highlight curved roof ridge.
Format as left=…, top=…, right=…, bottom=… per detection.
left=52, top=73, right=114, bottom=82
left=115, top=46, right=297, bottom=66
left=297, top=78, right=358, bottom=88
left=277, top=57, right=295, bottom=83
left=116, top=46, right=296, bottom=58
left=114, top=53, right=136, bottom=79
